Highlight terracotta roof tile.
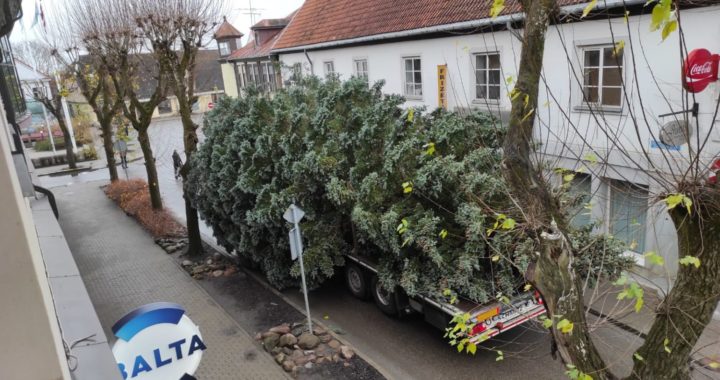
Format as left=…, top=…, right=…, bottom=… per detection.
left=214, top=19, right=244, bottom=39
left=274, top=0, right=588, bottom=50
left=227, top=33, right=281, bottom=61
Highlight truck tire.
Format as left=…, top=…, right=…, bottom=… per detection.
left=345, top=262, right=369, bottom=300
left=371, top=276, right=398, bottom=316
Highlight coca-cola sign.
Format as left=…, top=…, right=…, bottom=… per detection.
left=683, top=48, right=719, bottom=93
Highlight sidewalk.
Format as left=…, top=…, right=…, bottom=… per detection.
left=54, top=181, right=287, bottom=380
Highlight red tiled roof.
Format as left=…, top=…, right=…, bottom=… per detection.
left=214, top=19, right=243, bottom=39
left=274, top=0, right=588, bottom=50
left=227, top=32, right=282, bottom=61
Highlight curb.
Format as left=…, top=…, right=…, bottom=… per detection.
left=198, top=233, right=396, bottom=380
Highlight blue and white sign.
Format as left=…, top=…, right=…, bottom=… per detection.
left=111, top=302, right=206, bottom=380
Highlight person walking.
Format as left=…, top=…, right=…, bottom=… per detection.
left=114, top=137, right=128, bottom=169
left=172, top=150, right=183, bottom=180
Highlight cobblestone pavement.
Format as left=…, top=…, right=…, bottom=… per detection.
left=55, top=181, right=288, bottom=380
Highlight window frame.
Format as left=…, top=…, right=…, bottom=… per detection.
left=578, top=44, right=625, bottom=110
left=323, top=61, right=335, bottom=78
left=353, top=58, right=368, bottom=82
left=607, top=179, right=648, bottom=254
left=472, top=52, right=502, bottom=102
left=218, top=41, right=230, bottom=56
left=402, top=56, right=423, bottom=99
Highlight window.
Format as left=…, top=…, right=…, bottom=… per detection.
left=237, top=63, right=246, bottom=88
left=218, top=41, right=230, bottom=56
left=323, top=61, right=335, bottom=77
left=567, top=173, right=592, bottom=228
left=474, top=53, right=501, bottom=100
left=157, top=99, right=172, bottom=114
left=291, top=63, right=302, bottom=83
left=260, top=61, right=277, bottom=92
left=353, top=59, right=368, bottom=81
left=582, top=46, right=623, bottom=107
left=246, top=62, right=259, bottom=86
left=609, top=180, right=648, bottom=252
left=403, top=57, right=422, bottom=97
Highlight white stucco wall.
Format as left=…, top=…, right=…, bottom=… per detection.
left=276, top=6, right=720, bottom=276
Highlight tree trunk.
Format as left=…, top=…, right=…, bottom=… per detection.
left=56, top=114, right=77, bottom=169
left=100, top=118, right=118, bottom=182
left=500, top=0, right=612, bottom=377
left=137, top=128, right=163, bottom=210
left=629, top=209, right=720, bottom=379
left=177, top=98, right=203, bottom=256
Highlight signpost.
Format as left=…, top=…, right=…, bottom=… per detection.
left=207, top=102, right=214, bottom=110
left=284, top=204, right=313, bottom=334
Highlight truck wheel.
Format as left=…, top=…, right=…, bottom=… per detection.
left=371, top=276, right=398, bottom=316
left=345, top=263, right=369, bottom=300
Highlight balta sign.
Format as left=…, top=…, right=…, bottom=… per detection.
left=683, top=48, right=719, bottom=93
left=111, top=302, right=206, bottom=380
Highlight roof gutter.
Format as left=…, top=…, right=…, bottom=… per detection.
left=272, top=0, right=646, bottom=54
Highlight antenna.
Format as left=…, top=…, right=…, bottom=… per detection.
left=235, top=0, right=264, bottom=26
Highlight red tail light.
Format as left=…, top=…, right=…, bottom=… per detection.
left=470, top=323, right=487, bottom=336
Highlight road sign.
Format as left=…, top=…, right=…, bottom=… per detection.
left=285, top=203, right=312, bottom=334
left=207, top=102, right=214, bottom=110
left=283, top=204, right=305, bottom=224
left=288, top=227, right=302, bottom=261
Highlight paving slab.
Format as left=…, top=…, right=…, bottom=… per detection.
left=54, top=181, right=287, bottom=380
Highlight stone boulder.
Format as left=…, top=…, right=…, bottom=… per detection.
left=297, top=332, right=320, bottom=349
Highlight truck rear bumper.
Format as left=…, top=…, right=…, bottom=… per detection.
left=468, top=303, right=546, bottom=345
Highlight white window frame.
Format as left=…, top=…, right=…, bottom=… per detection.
left=579, top=45, right=624, bottom=109
left=472, top=52, right=501, bottom=101
left=246, top=62, right=259, bottom=86
left=353, top=58, right=368, bottom=81
left=402, top=56, right=423, bottom=99
left=218, top=41, right=230, bottom=56
left=260, top=61, right=277, bottom=92
left=237, top=63, right=246, bottom=88
left=323, top=61, right=335, bottom=77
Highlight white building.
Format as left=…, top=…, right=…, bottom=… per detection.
left=227, top=0, right=720, bottom=279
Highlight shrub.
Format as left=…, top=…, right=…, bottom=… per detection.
left=105, top=179, right=185, bottom=238
left=81, top=145, right=98, bottom=160
left=35, top=137, right=65, bottom=151
left=189, top=78, right=631, bottom=299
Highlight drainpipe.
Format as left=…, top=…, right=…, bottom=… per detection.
left=304, top=49, right=314, bottom=76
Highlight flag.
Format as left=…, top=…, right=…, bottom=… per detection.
left=31, top=0, right=46, bottom=30
left=31, top=0, right=40, bottom=28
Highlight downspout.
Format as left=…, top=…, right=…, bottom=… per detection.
left=304, top=49, right=314, bottom=76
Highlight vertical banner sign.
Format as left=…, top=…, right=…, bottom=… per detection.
left=437, top=64, right=448, bottom=109
left=683, top=48, right=719, bottom=93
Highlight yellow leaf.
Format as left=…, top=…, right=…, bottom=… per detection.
left=709, top=362, right=720, bottom=369
left=423, top=142, right=436, bottom=156
left=679, top=255, right=701, bottom=269
left=439, top=229, right=448, bottom=239
left=582, top=0, right=597, bottom=18
left=661, top=20, right=677, bottom=41
left=521, top=108, right=535, bottom=122
left=489, top=0, right=505, bottom=19
left=407, top=108, right=415, bottom=123
left=402, top=182, right=413, bottom=194
left=523, top=283, right=533, bottom=292
left=557, top=319, right=574, bottom=334
left=491, top=254, right=500, bottom=262
left=323, top=315, right=329, bottom=320
left=467, top=342, right=477, bottom=355
left=613, top=40, right=625, bottom=57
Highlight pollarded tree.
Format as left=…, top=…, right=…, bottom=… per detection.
left=67, top=0, right=167, bottom=209
left=131, top=0, right=225, bottom=255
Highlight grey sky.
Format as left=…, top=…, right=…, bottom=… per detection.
left=10, top=0, right=305, bottom=45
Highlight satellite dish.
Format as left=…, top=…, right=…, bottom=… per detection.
left=659, top=120, right=691, bottom=146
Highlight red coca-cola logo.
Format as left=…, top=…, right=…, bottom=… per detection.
left=683, top=49, right=719, bottom=93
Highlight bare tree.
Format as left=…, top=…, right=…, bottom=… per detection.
left=133, top=0, right=226, bottom=255
left=11, top=40, right=56, bottom=76
left=63, top=0, right=167, bottom=208
left=487, top=0, right=720, bottom=378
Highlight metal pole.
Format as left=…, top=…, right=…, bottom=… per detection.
left=42, top=81, right=56, bottom=153
left=291, top=205, right=313, bottom=334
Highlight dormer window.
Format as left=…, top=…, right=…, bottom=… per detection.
left=218, top=41, right=230, bottom=56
